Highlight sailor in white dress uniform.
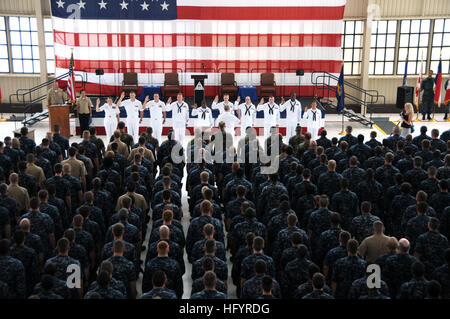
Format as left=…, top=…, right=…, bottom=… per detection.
left=141, top=93, right=166, bottom=144
left=211, top=94, right=236, bottom=124
left=216, top=104, right=240, bottom=139
left=96, top=97, right=120, bottom=142
left=191, top=100, right=214, bottom=129
left=164, top=93, right=190, bottom=144
left=257, top=96, right=280, bottom=139
left=234, top=95, right=256, bottom=137
left=303, top=101, right=324, bottom=141
left=117, top=91, right=142, bottom=144
left=279, top=92, right=302, bottom=140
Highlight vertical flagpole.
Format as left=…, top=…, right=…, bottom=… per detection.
left=338, top=112, right=345, bottom=135
left=338, top=63, right=345, bottom=135
left=430, top=51, right=441, bottom=122
left=414, top=51, right=423, bottom=122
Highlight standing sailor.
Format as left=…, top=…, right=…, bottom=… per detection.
left=420, top=70, right=435, bottom=121
left=141, top=93, right=166, bottom=144
left=191, top=100, right=214, bottom=129
left=304, top=101, right=324, bottom=141
left=212, top=94, right=236, bottom=116
left=234, top=96, right=256, bottom=137
left=216, top=104, right=240, bottom=138
left=165, top=93, right=190, bottom=144
left=95, top=97, right=120, bottom=142
left=117, top=91, right=142, bottom=145
left=257, top=96, right=280, bottom=139
left=280, top=92, right=302, bottom=139
left=75, top=89, right=93, bottom=138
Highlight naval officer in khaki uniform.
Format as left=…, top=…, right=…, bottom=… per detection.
left=25, top=154, right=46, bottom=189
left=107, top=130, right=130, bottom=158
left=75, top=89, right=93, bottom=138
left=61, top=147, right=87, bottom=190
left=7, top=173, right=30, bottom=214
left=47, top=82, right=68, bottom=107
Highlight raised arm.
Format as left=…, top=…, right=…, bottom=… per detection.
left=116, top=91, right=126, bottom=107
left=142, top=96, right=149, bottom=110
left=140, top=96, right=149, bottom=122
left=164, top=97, right=172, bottom=112
left=95, top=98, right=101, bottom=113
left=279, top=97, right=286, bottom=112
left=234, top=97, right=241, bottom=120
left=191, top=103, right=199, bottom=116
left=256, top=99, right=265, bottom=112
left=211, top=95, right=220, bottom=109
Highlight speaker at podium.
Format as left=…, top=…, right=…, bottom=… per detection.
left=396, top=86, right=414, bottom=109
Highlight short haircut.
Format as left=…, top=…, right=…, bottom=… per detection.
left=312, top=273, right=325, bottom=289
left=296, top=244, right=308, bottom=259
left=113, top=240, right=125, bottom=253
left=97, top=271, right=110, bottom=289
left=411, top=261, right=425, bottom=278
left=361, top=201, right=372, bottom=214
left=57, top=237, right=70, bottom=253
left=203, top=271, right=216, bottom=289
left=253, top=236, right=264, bottom=251
left=152, top=270, right=167, bottom=287
left=254, top=259, right=267, bottom=274
left=347, top=239, right=358, bottom=254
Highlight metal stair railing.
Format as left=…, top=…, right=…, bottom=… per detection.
left=311, top=71, right=385, bottom=128
left=9, top=73, right=84, bottom=126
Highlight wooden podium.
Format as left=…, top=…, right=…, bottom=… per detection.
left=49, top=104, right=70, bottom=138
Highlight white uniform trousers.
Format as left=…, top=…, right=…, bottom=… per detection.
left=264, top=124, right=273, bottom=139
left=173, top=126, right=185, bottom=145
left=150, top=120, right=163, bottom=145
left=104, top=116, right=117, bottom=143
left=308, top=126, right=320, bottom=141
left=240, top=120, right=253, bottom=136
left=127, top=118, right=140, bottom=145
left=285, top=122, right=297, bottom=140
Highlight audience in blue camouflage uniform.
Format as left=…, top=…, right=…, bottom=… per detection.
left=0, top=118, right=450, bottom=300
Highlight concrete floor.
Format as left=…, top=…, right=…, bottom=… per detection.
left=0, top=113, right=448, bottom=299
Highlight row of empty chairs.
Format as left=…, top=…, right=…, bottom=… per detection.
left=121, top=72, right=277, bottom=97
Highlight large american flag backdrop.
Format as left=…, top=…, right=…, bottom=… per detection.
left=51, top=0, right=346, bottom=99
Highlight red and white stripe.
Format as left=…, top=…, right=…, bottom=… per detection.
left=414, top=57, right=423, bottom=107
left=52, top=0, right=346, bottom=96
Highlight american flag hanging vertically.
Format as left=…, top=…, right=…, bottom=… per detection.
left=67, top=50, right=75, bottom=104
left=414, top=53, right=423, bottom=110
